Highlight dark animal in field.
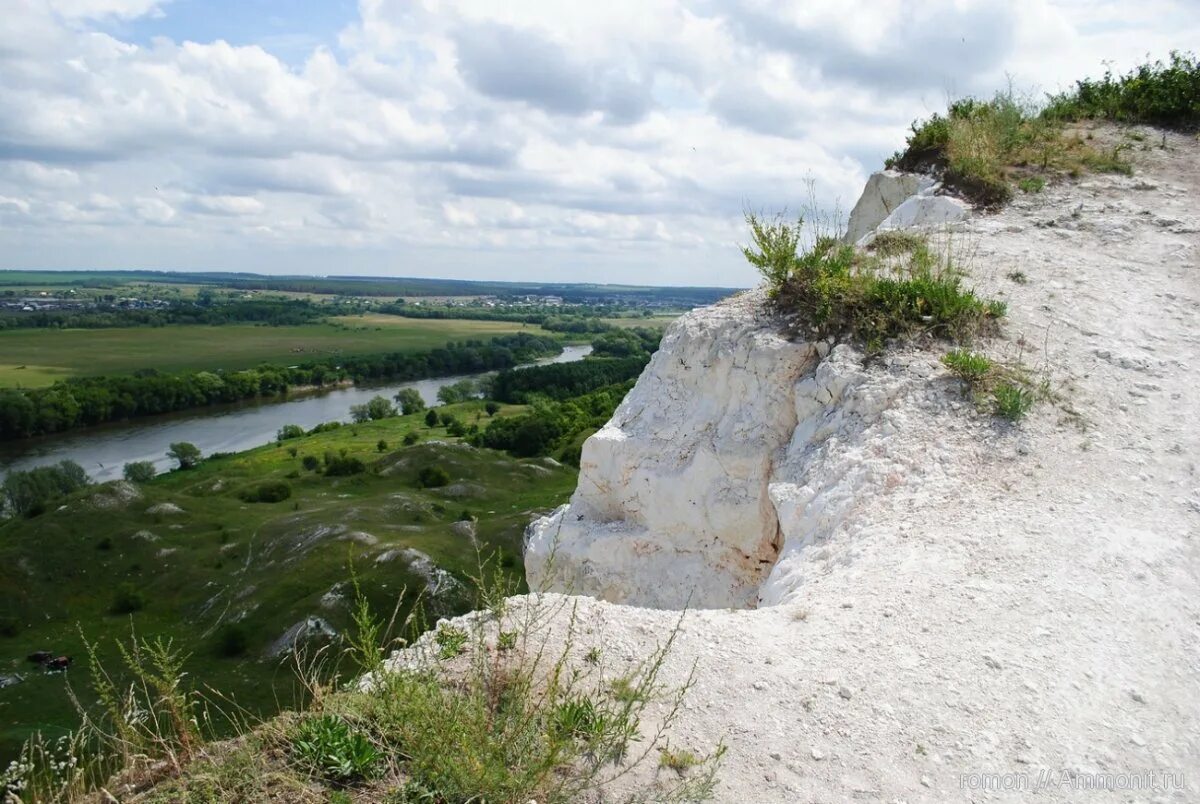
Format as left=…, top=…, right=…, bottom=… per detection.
left=27, top=650, right=52, bottom=664
left=45, top=656, right=72, bottom=671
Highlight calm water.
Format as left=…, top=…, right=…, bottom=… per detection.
left=0, top=345, right=592, bottom=483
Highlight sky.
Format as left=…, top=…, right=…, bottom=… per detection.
left=1, top=1, right=1196, bottom=288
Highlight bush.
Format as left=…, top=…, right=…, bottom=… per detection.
left=123, top=461, right=156, bottom=483
left=301, top=455, right=320, bottom=471
left=403, top=431, right=420, bottom=446
left=740, top=212, right=803, bottom=291
left=484, top=401, right=500, bottom=416
left=291, top=715, right=380, bottom=784
left=0, top=615, right=21, bottom=638
left=167, top=442, right=202, bottom=470
left=425, top=409, right=440, bottom=428
left=446, top=420, right=467, bottom=438
left=243, top=481, right=292, bottom=503
left=376, top=439, right=389, bottom=453
left=417, top=466, right=451, bottom=488
left=111, top=582, right=147, bottom=615
left=394, top=387, right=426, bottom=415
left=367, top=395, right=397, bottom=420
left=887, top=88, right=1131, bottom=207
left=2, top=460, right=89, bottom=516
left=436, top=379, right=478, bottom=405
left=277, top=424, right=305, bottom=441
left=1045, top=51, right=1200, bottom=128
left=215, top=623, right=250, bottom=657
left=325, top=456, right=366, bottom=477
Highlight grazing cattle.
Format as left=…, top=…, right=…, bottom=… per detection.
left=27, top=650, right=52, bottom=665
left=45, top=656, right=72, bottom=671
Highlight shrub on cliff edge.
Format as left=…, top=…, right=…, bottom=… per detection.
left=743, top=214, right=1003, bottom=348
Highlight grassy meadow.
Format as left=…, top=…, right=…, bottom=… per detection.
left=0, top=401, right=578, bottom=761
left=0, top=319, right=549, bottom=387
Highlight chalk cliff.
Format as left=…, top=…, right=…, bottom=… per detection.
left=526, top=173, right=973, bottom=610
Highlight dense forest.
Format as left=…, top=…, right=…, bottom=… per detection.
left=0, top=333, right=560, bottom=440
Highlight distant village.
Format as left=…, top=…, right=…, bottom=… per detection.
left=0, top=289, right=172, bottom=313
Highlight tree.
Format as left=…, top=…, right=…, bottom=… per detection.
left=123, top=461, right=156, bottom=483
left=366, top=395, right=396, bottom=421
left=277, top=424, right=304, bottom=440
left=485, top=401, right=500, bottom=416
left=394, top=387, right=426, bottom=415
left=350, top=403, right=371, bottom=424
left=425, top=409, right=440, bottom=428
left=418, top=466, right=451, bottom=488
left=2, top=460, right=89, bottom=516
left=436, top=379, right=478, bottom=405
left=377, top=439, right=389, bottom=452
left=167, top=441, right=202, bottom=470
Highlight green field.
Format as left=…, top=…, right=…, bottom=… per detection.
left=0, top=319, right=548, bottom=387
left=0, top=402, right=578, bottom=761
left=600, top=313, right=682, bottom=328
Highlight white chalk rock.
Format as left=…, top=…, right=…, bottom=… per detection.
left=526, top=291, right=942, bottom=610
left=843, top=170, right=935, bottom=245
left=525, top=290, right=817, bottom=609
left=876, top=194, right=970, bottom=234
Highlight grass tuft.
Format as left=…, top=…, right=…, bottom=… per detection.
left=941, top=349, right=993, bottom=384
left=744, top=215, right=1003, bottom=346
left=1017, top=176, right=1045, bottom=194
left=993, top=382, right=1036, bottom=422
left=941, top=350, right=1043, bottom=424
left=660, top=746, right=702, bottom=773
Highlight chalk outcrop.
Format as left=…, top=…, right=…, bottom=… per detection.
left=526, top=166, right=983, bottom=610
left=525, top=295, right=961, bottom=610
left=525, top=293, right=817, bottom=609
left=843, top=169, right=969, bottom=246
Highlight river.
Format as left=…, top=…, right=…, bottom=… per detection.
left=0, top=345, right=592, bottom=484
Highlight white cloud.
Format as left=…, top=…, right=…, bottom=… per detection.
left=187, top=194, right=265, bottom=216
left=46, top=0, right=165, bottom=20
left=0, top=0, right=1197, bottom=285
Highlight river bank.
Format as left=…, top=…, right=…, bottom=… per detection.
left=0, top=345, right=591, bottom=483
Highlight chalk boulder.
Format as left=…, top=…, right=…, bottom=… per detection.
left=843, top=170, right=935, bottom=245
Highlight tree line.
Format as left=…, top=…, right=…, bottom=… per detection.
left=473, top=381, right=635, bottom=461
left=0, top=333, right=560, bottom=440
left=373, top=302, right=625, bottom=334
left=0, top=299, right=336, bottom=330
left=489, top=357, right=649, bottom=403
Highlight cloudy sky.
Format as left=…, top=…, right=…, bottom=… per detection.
left=1, top=1, right=1196, bottom=287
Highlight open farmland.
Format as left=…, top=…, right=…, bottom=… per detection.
left=0, top=318, right=549, bottom=387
